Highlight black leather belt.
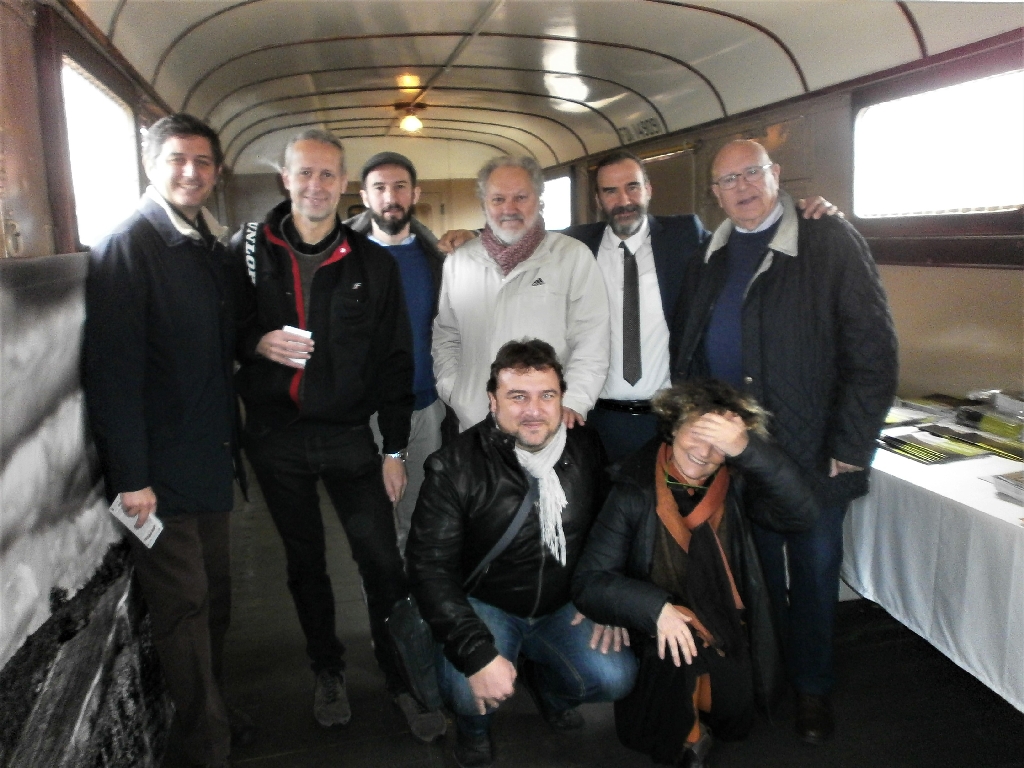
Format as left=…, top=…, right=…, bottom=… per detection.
left=595, top=398, right=652, bottom=415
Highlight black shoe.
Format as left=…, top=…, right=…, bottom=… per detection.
left=394, top=691, right=447, bottom=743
left=795, top=693, right=834, bottom=744
left=517, top=658, right=585, bottom=731
left=676, top=725, right=713, bottom=768
left=227, top=706, right=256, bottom=748
left=453, top=726, right=493, bottom=768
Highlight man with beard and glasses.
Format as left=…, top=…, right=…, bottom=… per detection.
left=345, top=152, right=448, bottom=556
left=230, top=130, right=446, bottom=743
left=439, top=150, right=837, bottom=462
left=432, top=156, right=609, bottom=433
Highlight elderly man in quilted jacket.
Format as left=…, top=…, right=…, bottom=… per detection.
left=671, top=139, right=898, bottom=744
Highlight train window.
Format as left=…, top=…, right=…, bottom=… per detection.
left=854, top=69, right=1024, bottom=218
left=60, top=58, right=140, bottom=247
left=542, top=176, right=572, bottom=230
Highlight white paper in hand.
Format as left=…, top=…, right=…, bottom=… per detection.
left=109, top=495, right=163, bottom=548
left=283, top=325, right=312, bottom=368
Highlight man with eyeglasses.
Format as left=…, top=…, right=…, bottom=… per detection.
left=672, top=139, right=898, bottom=745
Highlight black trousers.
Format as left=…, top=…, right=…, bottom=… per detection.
left=244, top=420, right=407, bottom=691
left=615, top=633, right=754, bottom=765
left=130, top=511, right=231, bottom=765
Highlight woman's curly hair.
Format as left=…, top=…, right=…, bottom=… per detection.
left=651, top=379, right=769, bottom=444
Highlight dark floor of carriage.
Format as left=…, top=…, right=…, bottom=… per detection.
left=161, top=483, right=1024, bottom=768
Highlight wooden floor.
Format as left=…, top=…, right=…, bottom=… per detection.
left=162, top=482, right=1024, bottom=768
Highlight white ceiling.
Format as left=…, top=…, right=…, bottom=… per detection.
left=70, top=0, right=1024, bottom=177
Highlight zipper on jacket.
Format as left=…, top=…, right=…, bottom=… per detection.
left=527, top=548, right=546, bottom=618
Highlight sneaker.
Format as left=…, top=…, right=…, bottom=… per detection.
left=453, top=725, right=493, bottom=768
left=517, top=658, right=585, bottom=731
left=394, top=691, right=447, bottom=743
left=313, top=669, right=351, bottom=727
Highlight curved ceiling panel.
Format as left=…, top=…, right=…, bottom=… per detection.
left=693, top=1, right=918, bottom=92
left=66, top=0, right=1024, bottom=180
left=904, top=1, right=1024, bottom=56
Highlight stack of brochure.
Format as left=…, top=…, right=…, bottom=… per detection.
left=991, top=470, right=1024, bottom=503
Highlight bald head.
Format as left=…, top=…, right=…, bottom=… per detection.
left=710, top=140, right=781, bottom=231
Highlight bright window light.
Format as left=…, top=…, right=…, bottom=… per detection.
left=854, top=69, right=1024, bottom=218
left=543, top=176, right=572, bottom=230
left=61, top=58, right=140, bottom=247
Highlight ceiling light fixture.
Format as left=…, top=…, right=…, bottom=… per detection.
left=397, top=73, right=421, bottom=92
left=395, top=102, right=425, bottom=132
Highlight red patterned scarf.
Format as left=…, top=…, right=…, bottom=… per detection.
left=480, top=216, right=547, bottom=275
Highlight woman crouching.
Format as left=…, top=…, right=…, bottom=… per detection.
left=571, top=379, right=818, bottom=766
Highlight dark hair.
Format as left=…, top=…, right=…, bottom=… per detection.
left=143, top=113, right=223, bottom=168
left=486, top=339, right=566, bottom=394
left=652, top=379, right=768, bottom=444
left=361, top=151, right=417, bottom=187
left=593, top=150, right=648, bottom=187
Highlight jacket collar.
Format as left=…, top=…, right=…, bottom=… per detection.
left=142, top=186, right=228, bottom=245
left=705, top=191, right=798, bottom=262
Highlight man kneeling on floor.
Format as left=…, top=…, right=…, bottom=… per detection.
left=406, top=339, right=638, bottom=768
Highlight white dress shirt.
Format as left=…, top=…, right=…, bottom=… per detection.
left=596, top=217, right=671, bottom=401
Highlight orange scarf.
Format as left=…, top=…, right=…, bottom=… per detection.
left=654, top=443, right=745, bottom=649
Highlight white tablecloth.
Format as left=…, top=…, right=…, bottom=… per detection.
left=842, top=449, right=1024, bottom=713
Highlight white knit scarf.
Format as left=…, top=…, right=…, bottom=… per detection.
left=514, top=424, right=569, bottom=566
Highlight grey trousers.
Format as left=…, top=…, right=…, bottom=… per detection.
left=371, top=398, right=445, bottom=555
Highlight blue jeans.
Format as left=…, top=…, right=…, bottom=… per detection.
left=751, top=502, right=847, bottom=696
left=437, top=599, right=638, bottom=736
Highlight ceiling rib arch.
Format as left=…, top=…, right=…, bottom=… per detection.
left=107, top=0, right=128, bottom=38
left=895, top=2, right=928, bottom=58
left=226, top=102, right=590, bottom=167
left=240, top=116, right=544, bottom=161
left=199, top=64, right=668, bottom=136
left=216, top=85, right=622, bottom=150
left=643, top=0, right=809, bottom=93
left=477, top=32, right=727, bottom=117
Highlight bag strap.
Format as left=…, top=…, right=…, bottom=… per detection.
left=463, top=476, right=539, bottom=589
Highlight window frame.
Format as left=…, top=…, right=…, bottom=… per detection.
left=850, top=35, right=1023, bottom=268
left=35, top=5, right=163, bottom=254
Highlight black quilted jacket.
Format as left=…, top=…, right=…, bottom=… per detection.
left=671, top=205, right=898, bottom=507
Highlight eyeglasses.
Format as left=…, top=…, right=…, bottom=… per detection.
left=711, top=164, right=774, bottom=190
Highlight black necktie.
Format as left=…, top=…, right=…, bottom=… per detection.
left=621, top=242, right=642, bottom=386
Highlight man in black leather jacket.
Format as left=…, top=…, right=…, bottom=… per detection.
left=406, top=340, right=637, bottom=768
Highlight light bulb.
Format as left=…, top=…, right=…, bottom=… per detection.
left=400, top=113, right=423, bottom=132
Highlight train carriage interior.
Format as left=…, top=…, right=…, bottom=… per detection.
left=0, top=1, right=1022, bottom=766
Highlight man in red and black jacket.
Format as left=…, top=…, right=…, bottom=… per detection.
left=230, top=129, right=444, bottom=741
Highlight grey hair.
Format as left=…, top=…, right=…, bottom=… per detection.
left=282, top=129, right=346, bottom=174
left=476, top=156, right=545, bottom=200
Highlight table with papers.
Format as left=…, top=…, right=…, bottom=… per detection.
left=842, top=448, right=1024, bottom=712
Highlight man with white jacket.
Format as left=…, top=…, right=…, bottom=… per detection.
left=432, top=156, right=609, bottom=432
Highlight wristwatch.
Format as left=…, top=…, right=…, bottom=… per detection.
left=384, top=450, right=407, bottom=461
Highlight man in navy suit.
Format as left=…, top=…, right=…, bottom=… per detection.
left=566, top=151, right=709, bottom=461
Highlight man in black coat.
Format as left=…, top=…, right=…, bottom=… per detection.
left=84, top=114, right=243, bottom=768
left=407, top=340, right=636, bottom=768
left=672, top=139, right=899, bottom=744
left=231, top=130, right=444, bottom=742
